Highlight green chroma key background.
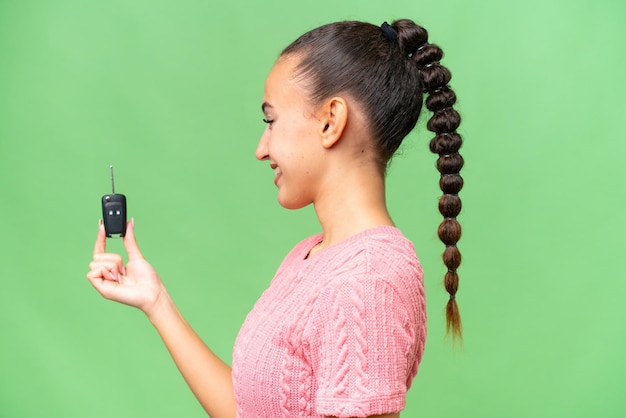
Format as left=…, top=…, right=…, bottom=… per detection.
left=0, top=0, right=624, bottom=417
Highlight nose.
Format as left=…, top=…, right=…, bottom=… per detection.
left=255, top=127, right=270, bottom=161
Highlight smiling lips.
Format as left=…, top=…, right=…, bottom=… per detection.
left=270, top=162, right=281, bottom=186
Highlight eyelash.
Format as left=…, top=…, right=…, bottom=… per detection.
left=263, top=118, right=274, bottom=126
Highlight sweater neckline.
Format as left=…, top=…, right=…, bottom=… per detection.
left=302, top=225, right=402, bottom=261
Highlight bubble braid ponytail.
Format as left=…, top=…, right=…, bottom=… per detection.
left=393, top=19, right=464, bottom=340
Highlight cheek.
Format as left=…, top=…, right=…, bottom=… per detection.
left=272, top=118, right=320, bottom=170
left=272, top=128, right=299, bottom=160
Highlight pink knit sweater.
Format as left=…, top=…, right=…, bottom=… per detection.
left=232, top=226, right=426, bottom=417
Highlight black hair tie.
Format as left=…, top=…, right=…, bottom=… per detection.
left=381, top=22, right=399, bottom=44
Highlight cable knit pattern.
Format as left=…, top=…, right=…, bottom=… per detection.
left=232, top=226, right=427, bottom=418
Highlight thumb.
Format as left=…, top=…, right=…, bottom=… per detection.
left=93, top=219, right=107, bottom=256
left=123, top=218, right=144, bottom=261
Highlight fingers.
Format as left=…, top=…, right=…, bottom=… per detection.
left=123, top=218, right=144, bottom=261
left=87, top=264, right=120, bottom=283
left=86, top=268, right=120, bottom=300
left=89, top=253, right=124, bottom=281
left=87, top=218, right=143, bottom=292
left=93, top=219, right=107, bottom=256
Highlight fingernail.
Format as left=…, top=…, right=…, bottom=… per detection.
left=98, top=218, right=103, bottom=227
left=117, top=273, right=122, bottom=284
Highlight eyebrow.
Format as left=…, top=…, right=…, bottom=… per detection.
left=261, top=102, right=273, bottom=113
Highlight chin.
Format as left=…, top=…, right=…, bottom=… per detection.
left=277, top=192, right=311, bottom=210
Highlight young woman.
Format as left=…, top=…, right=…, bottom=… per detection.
left=87, top=18, right=464, bottom=418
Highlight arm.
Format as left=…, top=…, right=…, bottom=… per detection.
left=86, top=219, right=236, bottom=418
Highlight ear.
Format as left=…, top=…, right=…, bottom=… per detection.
left=318, top=97, right=348, bottom=149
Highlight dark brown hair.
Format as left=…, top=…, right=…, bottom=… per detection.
left=282, top=19, right=464, bottom=339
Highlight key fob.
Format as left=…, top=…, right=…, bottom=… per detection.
left=102, top=193, right=127, bottom=237
left=101, top=165, right=127, bottom=238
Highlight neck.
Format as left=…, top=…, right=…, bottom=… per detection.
left=311, top=167, right=394, bottom=253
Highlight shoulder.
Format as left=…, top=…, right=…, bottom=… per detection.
left=311, top=226, right=425, bottom=315
left=358, top=225, right=422, bottom=277
left=304, top=229, right=427, bottom=397
left=325, top=225, right=423, bottom=287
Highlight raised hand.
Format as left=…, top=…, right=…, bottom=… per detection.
left=87, top=219, right=165, bottom=317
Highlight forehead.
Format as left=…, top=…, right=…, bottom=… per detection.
left=263, top=56, right=304, bottom=105
left=267, top=55, right=299, bottom=84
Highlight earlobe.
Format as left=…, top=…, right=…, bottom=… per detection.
left=320, top=97, right=348, bottom=149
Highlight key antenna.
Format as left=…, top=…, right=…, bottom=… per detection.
left=110, top=165, right=116, bottom=194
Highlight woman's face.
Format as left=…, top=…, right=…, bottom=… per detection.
left=256, top=56, right=328, bottom=210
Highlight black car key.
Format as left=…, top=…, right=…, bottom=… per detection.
left=101, top=165, right=127, bottom=238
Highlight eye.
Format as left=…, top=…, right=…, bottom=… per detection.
left=262, top=118, right=274, bottom=128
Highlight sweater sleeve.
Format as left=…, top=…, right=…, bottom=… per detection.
left=307, top=272, right=422, bottom=418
